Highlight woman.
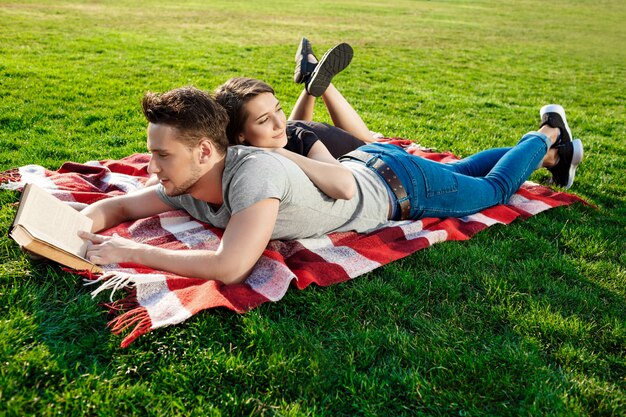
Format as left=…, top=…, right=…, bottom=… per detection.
left=213, top=46, right=584, bottom=208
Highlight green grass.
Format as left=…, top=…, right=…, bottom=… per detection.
left=1, top=0, right=625, bottom=415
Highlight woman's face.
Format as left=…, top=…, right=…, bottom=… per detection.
left=239, top=92, right=288, bottom=148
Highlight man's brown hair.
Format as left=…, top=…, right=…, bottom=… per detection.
left=214, top=77, right=275, bottom=145
left=142, top=86, right=230, bottom=154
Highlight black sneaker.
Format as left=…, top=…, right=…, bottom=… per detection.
left=540, top=104, right=572, bottom=146
left=306, top=43, right=353, bottom=97
left=547, top=139, right=583, bottom=189
left=294, top=37, right=316, bottom=84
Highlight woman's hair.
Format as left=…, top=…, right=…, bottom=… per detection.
left=142, top=86, right=230, bottom=154
left=214, top=77, right=275, bottom=145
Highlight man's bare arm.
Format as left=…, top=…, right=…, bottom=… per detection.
left=82, top=186, right=173, bottom=232
left=80, top=198, right=280, bottom=284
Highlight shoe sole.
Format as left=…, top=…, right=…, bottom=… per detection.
left=540, top=104, right=572, bottom=145
left=564, top=139, right=583, bottom=189
left=307, top=43, right=353, bottom=97
left=294, top=37, right=312, bottom=84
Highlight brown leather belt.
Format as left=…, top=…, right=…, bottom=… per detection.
left=340, top=150, right=411, bottom=220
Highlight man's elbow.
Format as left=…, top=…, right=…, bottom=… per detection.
left=219, top=273, right=248, bottom=285
left=208, top=262, right=252, bottom=285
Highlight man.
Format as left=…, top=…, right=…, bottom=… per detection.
left=80, top=86, right=583, bottom=285
left=81, top=87, right=281, bottom=284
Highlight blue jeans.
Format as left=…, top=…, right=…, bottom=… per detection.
left=357, top=132, right=551, bottom=219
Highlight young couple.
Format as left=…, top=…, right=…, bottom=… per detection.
left=79, top=38, right=584, bottom=284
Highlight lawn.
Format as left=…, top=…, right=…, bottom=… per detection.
left=0, top=0, right=625, bottom=416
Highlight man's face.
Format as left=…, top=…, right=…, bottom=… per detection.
left=147, top=123, right=203, bottom=197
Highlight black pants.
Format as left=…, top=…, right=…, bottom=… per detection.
left=289, top=121, right=367, bottom=159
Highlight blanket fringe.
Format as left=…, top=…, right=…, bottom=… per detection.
left=85, top=271, right=134, bottom=302
left=108, top=307, right=153, bottom=348
left=0, top=169, right=22, bottom=188
left=102, top=288, right=138, bottom=313
left=109, top=307, right=151, bottom=334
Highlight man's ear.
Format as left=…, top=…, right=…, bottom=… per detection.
left=198, top=139, right=213, bottom=162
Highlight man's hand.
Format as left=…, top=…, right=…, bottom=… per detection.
left=79, top=231, right=143, bottom=265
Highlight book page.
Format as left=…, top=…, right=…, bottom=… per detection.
left=14, top=184, right=93, bottom=257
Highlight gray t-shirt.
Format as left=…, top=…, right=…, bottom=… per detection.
left=156, top=146, right=390, bottom=240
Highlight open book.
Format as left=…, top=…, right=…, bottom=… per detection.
left=9, top=183, right=103, bottom=274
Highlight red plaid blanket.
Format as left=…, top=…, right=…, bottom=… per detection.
left=1, top=140, right=586, bottom=347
